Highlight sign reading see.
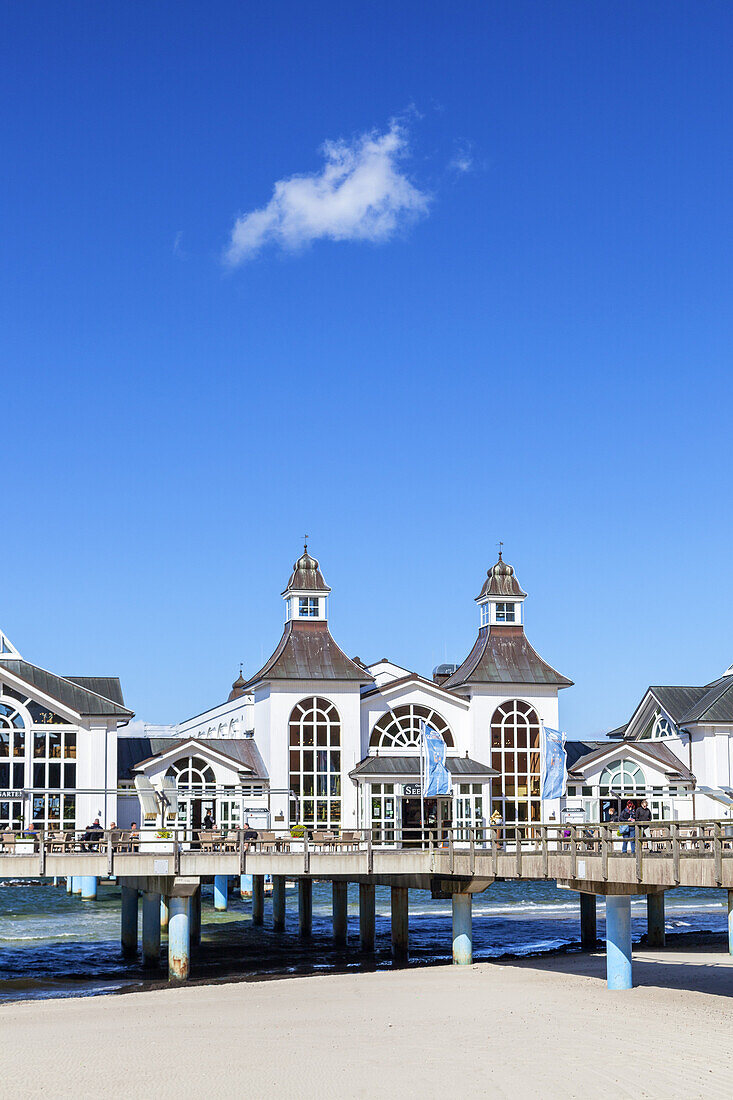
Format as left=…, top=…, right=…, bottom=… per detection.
left=403, top=784, right=422, bottom=797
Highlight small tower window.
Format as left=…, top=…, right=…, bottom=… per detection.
left=480, top=604, right=490, bottom=627
left=298, top=597, right=319, bottom=617
left=495, top=602, right=516, bottom=623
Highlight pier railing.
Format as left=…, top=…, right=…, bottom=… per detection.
left=2, top=819, right=732, bottom=864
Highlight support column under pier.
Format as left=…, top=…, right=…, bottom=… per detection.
left=168, top=895, right=191, bottom=982
left=66, top=876, right=73, bottom=894
left=72, top=876, right=82, bottom=895
left=252, top=875, right=265, bottom=926
left=142, top=891, right=161, bottom=968
left=452, top=894, right=472, bottom=965
left=728, top=890, right=733, bottom=956
left=160, top=895, right=169, bottom=933
left=240, top=873, right=253, bottom=899
left=191, top=887, right=201, bottom=947
left=121, top=885, right=139, bottom=957
left=605, top=895, right=632, bottom=990
left=391, top=887, right=409, bottom=962
left=580, top=892, right=597, bottom=950
left=272, top=876, right=286, bottom=932
left=80, top=876, right=98, bottom=900
left=359, top=884, right=375, bottom=953
left=299, top=879, right=312, bottom=938
left=214, top=875, right=229, bottom=912
left=333, top=881, right=348, bottom=946
left=646, top=892, right=666, bottom=949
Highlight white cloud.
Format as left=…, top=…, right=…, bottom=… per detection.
left=224, top=121, right=430, bottom=264
left=449, top=142, right=474, bottom=174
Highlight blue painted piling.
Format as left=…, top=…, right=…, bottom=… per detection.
left=359, top=884, right=375, bottom=952
left=214, top=875, right=229, bottom=911
left=160, top=895, right=169, bottom=932
left=72, top=876, right=82, bottom=895
left=391, top=886, right=409, bottom=961
left=66, top=876, right=73, bottom=894
left=80, top=875, right=98, bottom=900
left=605, top=895, right=632, bottom=990
left=580, top=893, right=597, bottom=949
left=451, top=893, right=472, bottom=965
left=168, top=895, right=191, bottom=981
left=728, top=889, right=733, bottom=956
left=240, top=873, right=253, bottom=898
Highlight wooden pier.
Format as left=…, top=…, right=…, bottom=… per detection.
left=2, top=820, right=732, bottom=990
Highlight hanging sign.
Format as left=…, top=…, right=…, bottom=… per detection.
left=403, top=784, right=422, bottom=797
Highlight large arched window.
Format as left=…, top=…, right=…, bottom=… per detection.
left=369, top=704, right=454, bottom=750
left=166, top=756, right=216, bottom=790
left=289, top=697, right=341, bottom=829
left=599, top=759, right=646, bottom=795
left=490, top=700, right=541, bottom=828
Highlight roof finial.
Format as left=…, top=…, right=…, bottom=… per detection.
left=498, top=540, right=503, bottom=561
left=303, top=533, right=309, bottom=553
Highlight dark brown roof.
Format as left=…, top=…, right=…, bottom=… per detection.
left=281, top=546, right=331, bottom=595
left=476, top=554, right=527, bottom=600
left=349, top=755, right=498, bottom=778
left=243, top=621, right=373, bottom=689
left=119, top=736, right=268, bottom=779
left=228, top=670, right=247, bottom=701
left=0, top=658, right=134, bottom=719
left=569, top=740, right=695, bottom=782
left=442, top=626, right=573, bottom=690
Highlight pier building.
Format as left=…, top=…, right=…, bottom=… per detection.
left=122, top=547, right=575, bottom=840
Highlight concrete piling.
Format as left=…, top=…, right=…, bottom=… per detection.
left=66, top=876, right=73, bottom=894
left=646, top=892, right=666, bottom=948
left=391, top=886, right=409, bottom=961
left=252, top=875, right=265, bottom=925
left=191, top=888, right=201, bottom=947
left=605, top=895, right=632, bottom=990
left=160, top=895, right=169, bottom=933
left=298, top=879, right=312, bottom=938
left=142, top=891, right=161, bottom=968
left=580, top=892, right=597, bottom=949
left=272, top=875, right=286, bottom=932
left=359, top=883, right=376, bottom=952
left=240, top=873, right=253, bottom=899
left=332, top=882, right=348, bottom=946
left=80, top=875, right=98, bottom=900
left=451, top=893, right=472, bottom=965
left=213, top=875, right=229, bottom=911
left=168, top=895, right=191, bottom=982
left=72, top=876, right=82, bottom=895
left=120, top=885, right=139, bottom=957
left=727, top=889, right=733, bottom=956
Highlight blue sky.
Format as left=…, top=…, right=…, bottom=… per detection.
left=3, top=2, right=732, bottom=736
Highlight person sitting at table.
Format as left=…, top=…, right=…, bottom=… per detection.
left=242, top=820, right=259, bottom=851
left=81, top=818, right=104, bottom=852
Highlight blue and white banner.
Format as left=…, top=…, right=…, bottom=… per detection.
left=541, top=725, right=567, bottom=800
left=421, top=722, right=452, bottom=797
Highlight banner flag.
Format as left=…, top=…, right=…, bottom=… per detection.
left=421, top=723, right=452, bottom=797
left=541, top=725, right=567, bottom=800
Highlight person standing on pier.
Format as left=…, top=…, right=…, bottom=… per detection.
left=620, top=801, right=636, bottom=854
left=203, top=811, right=215, bottom=830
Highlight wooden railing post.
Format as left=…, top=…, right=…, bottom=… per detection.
left=714, top=820, right=723, bottom=886
left=601, top=823, right=608, bottom=881
left=671, top=822, right=680, bottom=885
left=367, top=828, right=373, bottom=874
left=570, top=825, right=577, bottom=878
left=492, top=826, right=498, bottom=877
left=515, top=827, right=522, bottom=877
left=304, top=833, right=310, bottom=874
left=469, top=826, right=475, bottom=875
left=635, top=824, right=642, bottom=882
left=174, top=834, right=180, bottom=875
left=541, top=824, right=548, bottom=878
left=38, top=833, right=46, bottom=876
left=107, top=831, right=113, bottom=876
left=449, top=829, right=454, bottom=874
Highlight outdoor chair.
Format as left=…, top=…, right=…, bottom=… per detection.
left=1, top=831, right=16, bottom=853
left=334, top=830, right=357, bottom=850
left=257, top=830, right=278, bottom=852
left=222, top=831, right=238, bottom=852
left=198, top=830, right=216, bottom=852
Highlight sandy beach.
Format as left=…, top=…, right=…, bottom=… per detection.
left=1, top=946, right=731, bottom=1100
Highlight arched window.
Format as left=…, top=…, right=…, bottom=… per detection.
left=369, top=704, right=454, bottom=750
left=166, top=756, right=216, bottom=790
left=599, top=759, right=646, bottom=795
left=289, top=697, right=341, bottom=829
left=490, top=700, right=541, bottom=828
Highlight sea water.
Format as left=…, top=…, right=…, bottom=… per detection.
left=0, top=878, right=728, bottom=1003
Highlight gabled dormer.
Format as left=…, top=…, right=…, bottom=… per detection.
left=282, top=542, right=331, bottom=623
left=475, top=551, right=527, bottom=628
